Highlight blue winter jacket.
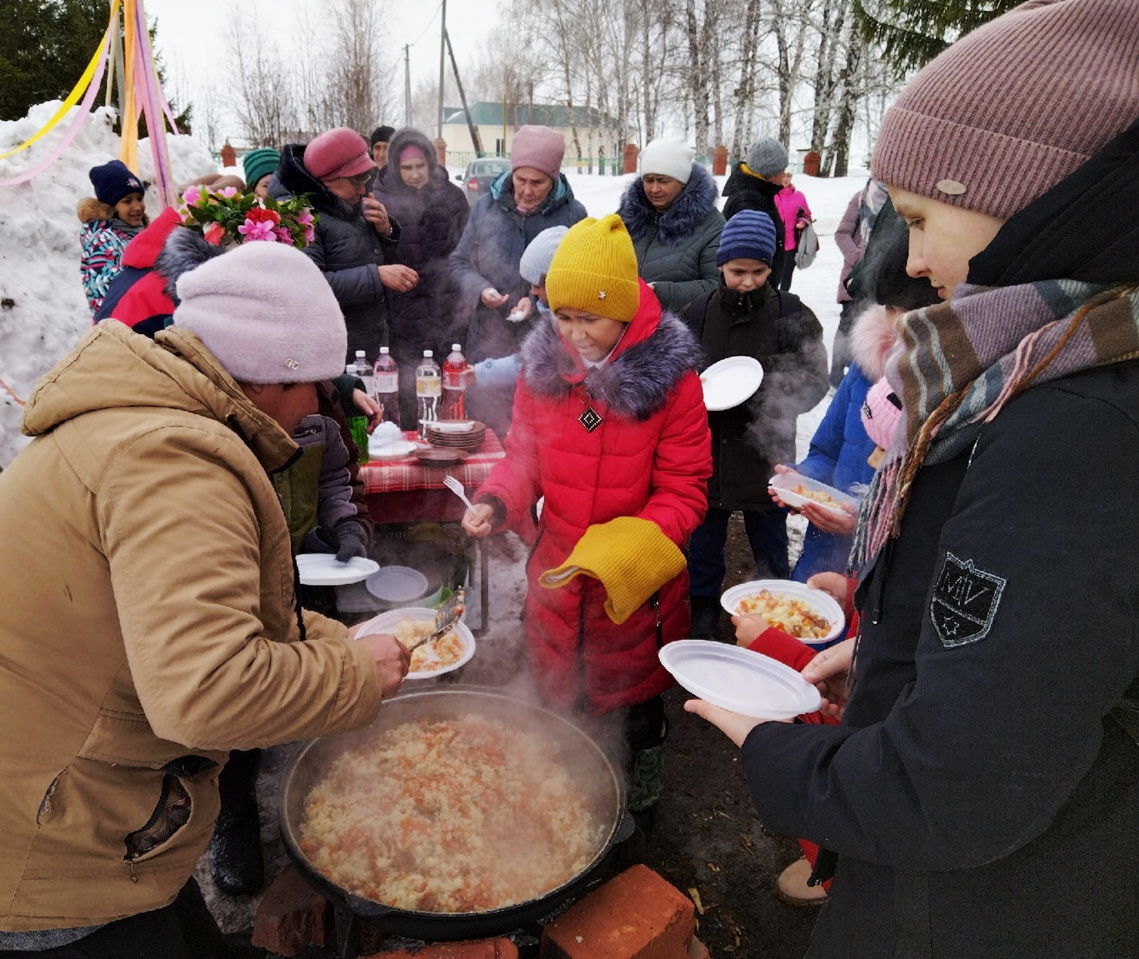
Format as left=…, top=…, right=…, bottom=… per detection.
left=792, top=364, right=875, bottom=579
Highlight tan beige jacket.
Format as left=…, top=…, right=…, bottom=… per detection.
left=0, top=322, right=382, bottom=930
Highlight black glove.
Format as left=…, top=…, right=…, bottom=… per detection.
left=334, top=523, right=370, bottom=563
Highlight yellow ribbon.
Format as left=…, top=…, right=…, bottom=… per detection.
left=0, top=0, right=122, bottom=162
left=119, top=0, right=139, bottom=173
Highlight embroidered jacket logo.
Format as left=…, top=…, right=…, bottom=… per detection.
left=930, top=552, right=1006, bottom=647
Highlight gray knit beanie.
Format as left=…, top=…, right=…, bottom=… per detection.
left=519, top=225, right=569, bottom=285
left=174, top=243, right=346, bottom=384
left=745, top=138, right=788, bottom=179
left=872, top=0, right=1139, bottom=220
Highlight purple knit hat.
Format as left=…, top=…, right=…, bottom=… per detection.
left=510, top=125, right=566, bottom=181
left=173, top=243, right=346, bottom=384
left=304, top=127, right=376, bottom=181
left=872, top=0, right=1139, bottom=219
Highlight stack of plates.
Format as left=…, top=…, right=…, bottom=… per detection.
left=424, top=420, right=487, bottom=450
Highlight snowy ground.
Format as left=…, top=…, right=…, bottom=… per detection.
left=0, top=100, right=866, bottom=467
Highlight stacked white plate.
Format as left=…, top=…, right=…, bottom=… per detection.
left=424, top=420, right=487, bottom=450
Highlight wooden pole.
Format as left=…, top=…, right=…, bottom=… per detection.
left=436, top=0, right=446, bottom=140
left=444, top=29, right=481, bottom=156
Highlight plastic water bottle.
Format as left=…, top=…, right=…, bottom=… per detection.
left=415, top=350, right=441, bottom=439
left=351, top=349, right=374, bottom=398
left=441, top=343, right=469, bottom=421
left=372, top=347, right=400, bottom=425
left=344, top=361, right=370, bottom=465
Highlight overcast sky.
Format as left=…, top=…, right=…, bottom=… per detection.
left=144, top=0, right=501, bottom=141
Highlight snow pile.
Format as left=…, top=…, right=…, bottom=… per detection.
left=0, top=102, right=216, bottom=466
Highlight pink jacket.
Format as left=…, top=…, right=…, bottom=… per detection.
left=774, top=186, right=812, bottom=252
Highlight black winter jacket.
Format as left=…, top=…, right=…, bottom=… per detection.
left=273, top=144, right=400, bottom=363
left=618, top=164, right=724, bottom=315
left=685, top=282, right=827, bottom=509
left=742, top=360, right=1139, bottom=958
left=721, top=163, right=786, bottom=278
left=372, top=128, right=469, bottom=361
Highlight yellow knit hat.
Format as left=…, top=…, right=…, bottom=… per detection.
left=545, top=213, right=641, bottom=323
left=539, top=517, right=686, bottom=624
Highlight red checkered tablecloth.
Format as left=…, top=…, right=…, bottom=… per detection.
left=359, top=430, right=505, bottom=524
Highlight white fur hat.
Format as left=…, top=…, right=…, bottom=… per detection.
left=639, top=140, right=695, bottom=184
left=174, top=243, right=346, bottom=384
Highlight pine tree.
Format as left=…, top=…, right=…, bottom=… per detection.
left=0, top=0, right=108, bottom=121
left=854, top=0, right=1022, bottom=75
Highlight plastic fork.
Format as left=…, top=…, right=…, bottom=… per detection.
left=442, top=473, right=475, bottom=511
left=407, top=588, right=466, bottom=652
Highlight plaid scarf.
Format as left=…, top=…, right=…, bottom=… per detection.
left=850, top=279, right=1139, bottom=573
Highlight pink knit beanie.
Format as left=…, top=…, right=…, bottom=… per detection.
left=174, top=243, right=346, bottom=384
left=872, top=0, right=1139, bottom=219
left=510, top=125, right=566, bottom=182
left=861, top=377, right=902, bottom=451
left=304, top=127, right=376, bottom=181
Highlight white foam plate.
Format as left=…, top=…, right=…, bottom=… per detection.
left=295, top=554, right=379, bottom=587
left=719, top=579, right=845, bottom=646
left=700, top=356, right=764, bottom=411
left=429, top=420, right=479, bottom=434
left=367, top=438, right=418, bottom=460
left=659, top=640, right=820, bottom=719
left=364, top=565, right=430, bottom=604
left=355, top=606, right=475, bottom=680
left=768, top=470, right=859, bottom=517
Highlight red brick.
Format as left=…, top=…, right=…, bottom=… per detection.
left=540, top=864, right=696, bottom=959
left=250, top=865, right=330, bottom=956
left=362, top=939, right=518, bottom=958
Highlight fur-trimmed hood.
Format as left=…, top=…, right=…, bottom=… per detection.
left=849, top=302, right=899, bottom=382
left=618, top=164, right=718, bottom=246
left=519, top=288, right=702, bottom=420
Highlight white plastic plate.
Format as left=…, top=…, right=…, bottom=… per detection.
left=364, top=565, right=430, bottom=604
left=367, top=438, right=418, bottom=460
left=355, top=606, right=476, bottom=680
left=719, top=579, right=845, bottom=646
left=659, top=640, right=821, bottom=719
left=295, top=554, right=379, bottom=587
left=768, top=470, right=859, bottom=517
left=699, top=356, right=764, bottom=411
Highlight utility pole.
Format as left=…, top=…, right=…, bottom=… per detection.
left=445, top=29, right=482, bottom=155
left=436, top=0, right=446, bottom=140
left=404, top=44, right=412, bottom=126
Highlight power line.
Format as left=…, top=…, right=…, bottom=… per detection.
left=405, top=3, right=442, bottom=48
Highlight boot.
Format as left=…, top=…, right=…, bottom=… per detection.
left=210, top=750, right=264, bottom=897
left=209, top=805, right=264, bottom=897
left=690, top=596, right=720, bottom=640
left=774, top=856, right=828, bottom=907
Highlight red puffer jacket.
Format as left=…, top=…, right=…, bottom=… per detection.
left=477, top=281, right=711, bottom=713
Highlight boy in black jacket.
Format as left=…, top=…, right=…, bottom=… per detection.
left=685, top=210, right=828, bottom=638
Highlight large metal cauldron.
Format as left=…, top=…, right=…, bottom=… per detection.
left=279, top=685, right=630, bottom=945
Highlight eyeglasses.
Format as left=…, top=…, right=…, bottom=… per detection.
left=337, top=170, right=377, bottom=191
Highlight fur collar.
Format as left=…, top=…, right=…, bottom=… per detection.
left=520, top=312, right=701, bottom=420
left=618, top=164, right=718, bottom=246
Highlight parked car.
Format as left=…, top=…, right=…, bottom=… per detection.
left=457, top=158, right=511, bottom=207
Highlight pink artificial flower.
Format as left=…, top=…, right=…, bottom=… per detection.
left=296, top=209, right=314, bottom=226
left=303, top=226, right=316, bottom=244
left=237, top=217, right=277, bottom=242
left=181, top=186, right=202, bottom=205
left=274, top=226, right=293, bottom=244
left=203, top=221, right=225, bottom=245
left=220, top=186, right=238, bottom=198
